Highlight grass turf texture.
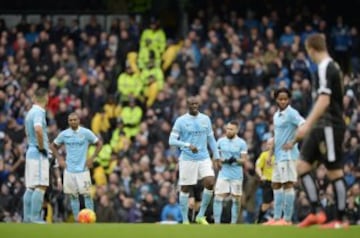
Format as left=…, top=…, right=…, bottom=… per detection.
left=1, top=224, right=360, bottom=238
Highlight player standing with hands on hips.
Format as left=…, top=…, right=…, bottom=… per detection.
left=169, top=96, right=220, bottom=224
left=51, top=113, right=102, bottom=222
left=264, top=87, right=305, bottom=225
left=213, top=121, right=248, bottom=224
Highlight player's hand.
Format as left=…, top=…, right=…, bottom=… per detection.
left=282, top=141, right=294, bottom=151
left=56, top=178, right=63, bottom=191
left=36, top=146, right=48, bottom=157
left=214, top=159, right=222, bottom=170
left=86, top=159, right=94, bottom=169
left=58, top=157, right=66, bottom=169
left=227, top=157, right=237, bottom=164
left=295, top=123, right=310, bottom=140
left=189, top=144, right=198, bottom=153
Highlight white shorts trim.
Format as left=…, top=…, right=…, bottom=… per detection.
left=63, top=170, right=92, bottom=195
left=272, top=160, right=297, bottom=183
left=179, top=159, right=214, bottom=185
left=215, top=178, right=243, bottom=196
left=25, top=158, right=49, bottom=188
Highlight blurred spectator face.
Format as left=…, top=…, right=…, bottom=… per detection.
left=351, top=27, right=358, bottom=35
left=145, top=193, right=154, bottom=203
left=356, top=123, right=360, bottom=136
left=284, top=25, right=292, bottom=34
left=351, top=183, right=360, bottom=196
left=31, top=47, right=41, bottom=59
left=119, top=20, right=127, bottom=31
left=168, top=193, right=177, bottom=204
left=149, top=18, right=159, bottom=30
left=266, top=137, right=274, bottom=150
left=1, top=183, right=9, bottom=195
left=123, top=198, right=134, bottom=208
left=350, top=137, right=358, bottom=148
left=245, top=120, right=255, bottom=131
left=316, top=164, right=327, bottom=179
left=100, top=194, right=110, bottom=206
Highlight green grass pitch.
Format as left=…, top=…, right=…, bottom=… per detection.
left=1, top=223, right=360, bottom=238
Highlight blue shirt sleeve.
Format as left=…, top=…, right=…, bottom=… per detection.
left=33, top=110, right=43, bottom=126
left=85, top=129, right=98, bottom=144
left=240, top=140, right=248, bottom=154
left=169, top=118, right=189, bottom=148
left=54, top=131, right=64, bottom=145
left=206, top=117, right=220, bottom=159
left=290, top=109, right=305, bottom=127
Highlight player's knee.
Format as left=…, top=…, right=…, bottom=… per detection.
left=203, top=179, right=215, bottom=189
left=214, top=195, right=224, bottom=201
left=271, top=183, right=281, bottom=190
left=327, top=169, right=344, bottom=181
left=34, top=186, right=47, bottom=192
left=204, top=183, right=214, bottom=190
left=231, top=195, right=241, bottom=201
left=180, top=186, right=191, bottom=193
left=296, top=160, right=312, bottom=175
left=283, top=182, right=294, bottom=189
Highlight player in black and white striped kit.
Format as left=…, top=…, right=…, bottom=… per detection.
left=292, top=33, right=348, bottom=228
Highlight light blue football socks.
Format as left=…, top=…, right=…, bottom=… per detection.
left=31, top=188, right=45, bottom=222
left=213, top=196, right=223, bottom=224
left=179, top=192, right=190, bottom=223
left=283, top=188, right=295, bottom=222
left=231, top=197, right=240, bottom=224
left=273, top=188, right=284, bottom=220
left=196, top=188, right=213, bottom=219
left=23, top=189, right=34, bottom=222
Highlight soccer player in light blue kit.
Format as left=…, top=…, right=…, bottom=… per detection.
left=23, top=88, right=51, bottom=223
left=213, top=121, right=248, bottom=224
left=265, top=87, right=305, bottom=225
left=169, top=96, right=220, bottom=224
left=50, top=112, right=102, bottom=221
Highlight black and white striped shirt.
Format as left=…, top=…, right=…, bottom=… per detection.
left=315, top=57, right=345, bottom=128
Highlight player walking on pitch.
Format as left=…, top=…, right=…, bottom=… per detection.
left=296, top=33, right=348, bottom=229
left=169, top=96, right=220, bottom=224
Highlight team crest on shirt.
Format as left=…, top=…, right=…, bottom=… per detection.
left=200, top=120, right=208, bottom=128
left=319, top=141, right=327, bottom=155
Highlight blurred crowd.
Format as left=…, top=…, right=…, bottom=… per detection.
left=0, top=4, right=360, bottom=224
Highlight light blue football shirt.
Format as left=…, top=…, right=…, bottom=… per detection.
left=25, top=105, right=49, bottom=160
left=169, top=112, right=220, bottom=161
left=273, top=105, right=305, bottom=162
left=54, top=126, right=98, bottom=173
left=217, top=136, right=248, bottom=180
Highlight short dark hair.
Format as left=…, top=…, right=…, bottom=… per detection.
left=228, top=120, right=239, bottom=127
left=68, top=112, right=79, bottom=119
left=34, top=87, right=48, bottom=99
left=274, top=87, right=292, bottom=99
left=306, top=33, right=327, bottom=52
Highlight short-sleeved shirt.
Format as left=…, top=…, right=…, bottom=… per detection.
left=54, top=127, right=98, bottom=173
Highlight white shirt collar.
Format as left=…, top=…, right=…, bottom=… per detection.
left=71, top=127, right=81, bottom=133
left=278, top=105, right=290, bottom=116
